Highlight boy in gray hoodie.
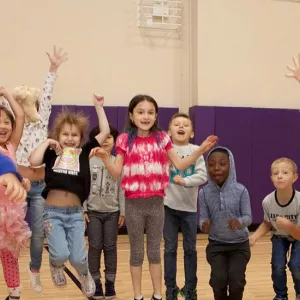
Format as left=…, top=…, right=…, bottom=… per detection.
left=199, top=146, right=252, bottom=300
left=84, top=125, right=125, bottom=299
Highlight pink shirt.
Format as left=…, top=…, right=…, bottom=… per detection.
left=116, top=131, right=173, bottom=199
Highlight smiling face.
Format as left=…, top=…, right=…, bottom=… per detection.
left=0, top=108, right=13, bottom=146
left=168, top=116, right=194, bottom=145
left=208, top=150, right=230, bottom=187
left=129, top=100, right=157, bottom=136
left=58, top=123, right=81, bottom=149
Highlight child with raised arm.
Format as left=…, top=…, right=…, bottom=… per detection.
left=199, top=146, right=252, bottom=300
left=250, top=158, right=300, bottom=300
left=29, top=95, right=109, bottom=298
left=163, top=113, right=207, bottom=300
left=90, top=94, right=217, bottom=300
left=84, top=124, right=125, bottom=299
left=0, top=46, right=68, bottom=292
left=0, top=87, right=32, bottom=300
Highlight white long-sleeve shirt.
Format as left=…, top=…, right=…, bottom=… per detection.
left=164, top=144, right=207, bottom=212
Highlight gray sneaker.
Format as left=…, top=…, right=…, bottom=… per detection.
left=79, top=270, right=96, bottom=297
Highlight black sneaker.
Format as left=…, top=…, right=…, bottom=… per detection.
left=88, top=279, right=104, bottom=300
left=166, top=286, right=180, bottom=300
left=151, top=295, right=162, bottom=300
left=105, top=280, right=116, bottom=299
left=5, top=297, right=20, bottom=300
left=180, top=286, right=197, bottom=300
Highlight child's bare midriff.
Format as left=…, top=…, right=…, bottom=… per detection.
left=46, top=190, right=81, bottom=206
left=17, top=165, right=45, bottom=181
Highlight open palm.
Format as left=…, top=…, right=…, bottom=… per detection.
left=286, top=54, right=300, bottom=83
left=47, top=46, right=68, bottom=69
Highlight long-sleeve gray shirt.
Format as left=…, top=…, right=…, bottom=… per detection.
left=199, top=146, right=252, bottom=243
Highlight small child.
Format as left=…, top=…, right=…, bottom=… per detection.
left=250, top=158, right=300, bottom=300
left=29, top=94, right=109, bottom=298
left=199, top=146, right=252, bottom=300
left=163, top=113, right=207, bottom=300
left=84, top=124, right=125, bottom=299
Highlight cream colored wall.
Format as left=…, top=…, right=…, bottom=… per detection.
left=195, top=0, right=300, bottom=109
left=0, top=0, right=188, bottom=108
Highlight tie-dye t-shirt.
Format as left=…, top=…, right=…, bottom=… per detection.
left=116, top=131, right=173, bottom=199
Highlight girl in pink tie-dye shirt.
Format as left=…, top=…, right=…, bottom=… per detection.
left=90, top=94, right=217, bottom=300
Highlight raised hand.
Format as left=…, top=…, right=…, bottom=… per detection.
left=0, top=86, right=10, bottom=99
left=89, top=147, right=109, bottom=159
left=47, top=46, right=68, bottom=72
left=48, top=138, right=62, bottom=154
left=199, top=135, right=218, bottom=154
left=93, top=94, right=104, bottom=108
left=286, top=54, right=300, bottom=83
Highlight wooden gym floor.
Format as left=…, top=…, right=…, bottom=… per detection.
left=0, top=233, right=294, bottom=299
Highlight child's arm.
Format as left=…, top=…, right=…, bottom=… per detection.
left=199, top=189, right=211, bottom=233
left=276, top=216, right=300, bottom=241
left=92, top=95, right=110, bottom=145
left=167, top=135, right=217, bottom=171
left=249, top=220, right=272, bottom=246
left=29, top=138, right=61, bottom=166
left=286, top=54, right=300, bottom=83
left=0, top=173, right=27, bottom=202
left=0, top=87, right=25, bottom=151
left=173, top=154, right=207, bottom=187
left=39, top=46, right=68, bottom=125
left=228, top=188, right=252, bottom=229
left=118, top=180, right=125, bottom=228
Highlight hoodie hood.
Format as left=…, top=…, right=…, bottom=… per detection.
left=206, top=146, right=236, bottom=190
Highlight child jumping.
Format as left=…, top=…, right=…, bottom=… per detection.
left=84, top=124, right=125, bottom=299
left=29, top=94, right=110, bottom=298
left=0, top=87, right=31, bottom=300
left=90, top=94, right=217, bottom=300
left=163, top=113, right=207, bottom=300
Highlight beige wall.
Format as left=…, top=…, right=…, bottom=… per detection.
left=196, top=0, right=300, bottom=109
left=0, top=0, right=187, bottom=108
left=1, top=0, right=300, bottom=110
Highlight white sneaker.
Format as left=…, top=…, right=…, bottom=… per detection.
left=7, top=286, right=21, bottom=299
left=79, top=270, right=96, bottom=297
left=27, top=266, right=42, bottom=292
left=49, top=262, right=67, bottom=287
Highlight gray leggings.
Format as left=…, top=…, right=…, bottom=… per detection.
left=125, top=196, right=164, bottom=266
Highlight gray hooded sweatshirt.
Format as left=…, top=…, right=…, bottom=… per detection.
left=199, top=146, right=252, bottom=243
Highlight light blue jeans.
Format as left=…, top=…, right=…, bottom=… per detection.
left=43, top=205, right=88, bottom=276
left=26, top=180, right=46, bottom=271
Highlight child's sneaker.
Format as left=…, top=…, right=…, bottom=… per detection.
left=166, top=286, right=180, bottom=300
left=27, top=265, right=42, bottom=292
left=79, top=270, right=96, bottom=297
left=105, top=280, right=116, bottom=299
left=6, top=286, right=21, bottom=299
left=49, top=262, right=67, bottom=287
left=180, top=286, right=197, bottom=300
left=88, top=279, right=104, bottom=299
left=151, top=295, right=162, bottom=300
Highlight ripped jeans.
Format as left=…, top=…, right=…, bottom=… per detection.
left=43, top=205, right=88, bottom=276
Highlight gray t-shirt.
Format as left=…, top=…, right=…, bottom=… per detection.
left=262, top=190, right=300, bottom=238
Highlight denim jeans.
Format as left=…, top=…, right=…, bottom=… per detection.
left=271, top=235, right=300, bottom=299
left=163, top=205, right=197, bottom=291
left=87, top=211, right=120, bottom=282
left=26, top=180, right=46, bottom=271
left=43, top=205, right=88, bottom=276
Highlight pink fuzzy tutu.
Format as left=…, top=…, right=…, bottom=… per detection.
left=0, top=186, right=31, bottom=257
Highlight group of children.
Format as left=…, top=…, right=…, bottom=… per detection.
left=0, top=47, right=300, bottom=300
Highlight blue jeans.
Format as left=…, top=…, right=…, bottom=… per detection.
left=271, top=235, right=300, bottom=298
left=43, top=205, right=88, bottom=276
left=163, top=205, right=197, bottom=291
left=26, top=180, right=46, bottom=271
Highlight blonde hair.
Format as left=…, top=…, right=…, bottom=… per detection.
left=271, top=157, right=298, bottom=174
left=52, top=110, right=89, bottom=144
